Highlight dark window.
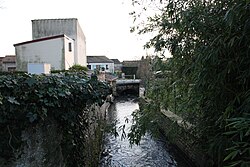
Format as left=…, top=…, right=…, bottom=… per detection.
left=87, top=65, right=91, bottom=69
left=69, top=42, right=72, bottom=52
left=8, top=67, right=16, bottom=72
left=106, top=65, right=109, bottom=70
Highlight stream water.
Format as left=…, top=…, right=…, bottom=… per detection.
left=100, top=96, right=191, bottom=167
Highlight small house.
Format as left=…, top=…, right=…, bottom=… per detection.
left=14, top=34, right=75, bottom=71
left=111, top=59, right=122, bottom=73
left=87, top=56, right=114, bottom=73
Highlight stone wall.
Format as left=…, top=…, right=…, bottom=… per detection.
left=14, top=118, right=64, bottom=167
left=7, top=101, right=110, bottom=167
left=158, top=109, right=213, bottom=167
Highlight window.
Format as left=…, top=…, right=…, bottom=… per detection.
left=106, top=65, right=109, bottom=70
left=96, top=65, right=100, bottom=70
left=68, top=42, right=72, bottom=52
left=87, top=65, right=91, bottom=69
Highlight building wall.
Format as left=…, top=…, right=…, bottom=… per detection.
left=76, top=20, right=87, bottom=66
left=2, top=62, right=16, bottom=71
left=0, top=56, right=16, bottom=72
left=88, top=62, right=114, bottom=73
left=114, top=64, right=122, bottom=72
left=32, top=19, right=87, bottom=66
left=0, top=57, right=3, bottom=71
left=63, top=38, right=75, bottom=70
left=15, top=37, right=74, bottom=71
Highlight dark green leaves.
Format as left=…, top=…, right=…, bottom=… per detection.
left=7, top=97, right=20, bottom=105
left=131, top=0, right=250, bottom=166
left=0, top=72, right=111, bottom=165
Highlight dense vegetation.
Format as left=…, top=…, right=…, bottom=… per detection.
left=68, top=64, right=88, bottom=72
left=0, top=72, right=111, bottom=166
left=129, top=0, right=250, bottom=166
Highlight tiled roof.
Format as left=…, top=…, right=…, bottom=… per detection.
left=111, top=59, right=121, bottom=64
left=2, top=55, right=16, bottom=63
left=87, top=56, right=113, bottom=63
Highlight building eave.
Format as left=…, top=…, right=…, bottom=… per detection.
left=13, top=34, right=71, bottom=47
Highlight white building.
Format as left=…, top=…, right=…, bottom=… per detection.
left=32, top=18, right=86, bottom=66
left=14, top=34, right=75, bottom=71
left=87, top=56, right=114, bottom=73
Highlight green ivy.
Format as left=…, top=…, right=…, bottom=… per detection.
left=0, top=72, right=111, bottom=166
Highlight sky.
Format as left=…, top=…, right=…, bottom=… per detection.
left=0, top=0, right=151, bottom=61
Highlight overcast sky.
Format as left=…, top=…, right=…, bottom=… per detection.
left=0, top=0, right=150, bottom=61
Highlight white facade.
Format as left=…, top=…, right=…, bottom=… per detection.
left=87, top=62, right=114, bottom=73
left=14, top=35, right=74, bottom=71
left=32, top=18, right=86, bottom=66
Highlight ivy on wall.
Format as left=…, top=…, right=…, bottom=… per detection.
left=0, top=72, right=111, bottom=166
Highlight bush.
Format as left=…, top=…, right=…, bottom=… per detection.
left=68, top=64, right=88, bottom=72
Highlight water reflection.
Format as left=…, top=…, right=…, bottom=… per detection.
left=100, top=97, right=181, bottom=167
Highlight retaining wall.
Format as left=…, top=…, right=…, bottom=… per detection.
left=5, top=101, right=111, bottom=167
left=159, top=109, right=213, bottom=167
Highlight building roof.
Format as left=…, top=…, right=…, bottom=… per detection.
left=87, top=56, right=114, bottom=63
left=32, top=18, right=78, bottom=22
left=13, top=34, right=72, bottom=46
left=2, top=55, right=16, bottom=63
left=111, top=59, right=121, bottom=64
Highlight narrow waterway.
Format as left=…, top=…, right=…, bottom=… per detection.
left=100, top=97, right=191, bottom=167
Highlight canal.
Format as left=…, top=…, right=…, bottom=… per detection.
left=100, top=96, right=192, bottom=167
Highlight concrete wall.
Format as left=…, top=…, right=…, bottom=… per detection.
left=76, top=20, right=87, bottom=66
left=158, top=108, right=212, bottom=167
left=15, top=36, right=74, bottom=71
left=116, top=83, right=140, bottom=96
left=32, top=19, right=87, bottom=66
left=63, top=37, right=75, bottom=70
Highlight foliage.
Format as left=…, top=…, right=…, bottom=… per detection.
left=128, top=98, right=164, bottom=145
left=0, top=72, right=111, bottom=166
left=0, top=71, right=26, bottom=75
left=51, top=64, right=88, bottom=74
left=130, top=0, right=250, bottom=166
left=50, top=69, right=68, bottom=73
left=223, top=114, right=250, bottom=167
left=68, top=64, right=88, bottom=72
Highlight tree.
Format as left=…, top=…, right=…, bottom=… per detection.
left=130, top=0, right=250, bottom=166
left=68, top=64, right=88, bottom=72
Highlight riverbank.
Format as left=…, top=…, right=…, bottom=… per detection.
left=139, top=97, right=212, bottom=167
